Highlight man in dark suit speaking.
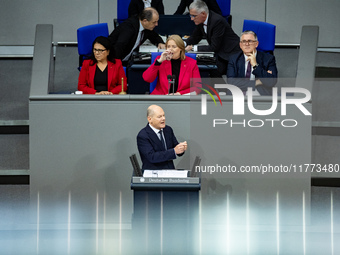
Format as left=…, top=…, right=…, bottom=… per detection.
left=109, top=8, right=165, bottom=65
left=227, top=30, right=278, bottom=95
left=185, top=0, right=240, bottom=76
left=137, top=105, right=187, bottom=170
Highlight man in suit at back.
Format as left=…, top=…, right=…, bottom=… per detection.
left=227, top=30, right=278, bottom=95
left=128, top=0, right=164, bottom=17
left=137, top=105, right=187, bottom=170
left=185, top=0, right=240, bottom=77
left=109, top=7, right=165, bottom=65
left=174, top=0, right=222, bottom=15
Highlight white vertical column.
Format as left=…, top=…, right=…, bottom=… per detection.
left=68, top=191, right=71, bottom=254
left=276, top=191, right=280, bottom=255
left=246, top=191, right=250, bottom=255
left=302, top=191, right=306, bottom=255
left=96, top=192, right=99, bottom=254
left=36, top=192, right=40, bottom=254
left=331, top=191, right=334, bottom=255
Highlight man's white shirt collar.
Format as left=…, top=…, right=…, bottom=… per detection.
left=203, top=14, right=209, bottom=34
left=204, top=14, right=209, bottom=26
left=139, top=20, right=144, bottom=32
left=149, top=123, right=162, bottom=134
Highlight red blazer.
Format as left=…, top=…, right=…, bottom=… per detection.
left=78, top=59, right=127, bottom=94
left=143, top=56, right=201, bottom=95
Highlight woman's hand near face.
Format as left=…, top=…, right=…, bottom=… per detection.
left=158, top=50, right=173, bottom=63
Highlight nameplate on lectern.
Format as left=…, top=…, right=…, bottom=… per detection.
left=132, top=176, right=200, bottom=184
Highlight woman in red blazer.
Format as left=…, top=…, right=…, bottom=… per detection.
left=143, top=35, right=201, bottom=95
left=78, top=36, right=127, bottom=94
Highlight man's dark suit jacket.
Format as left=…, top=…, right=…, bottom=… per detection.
left=137, top=124, right=184, bottom=170
left=185, top=11, right=240, bottom=73
left=128, top=0, right=164, bottom=17
left=174, top=0, right=222, bottom=15
left=108, top=16, right=164, bottom=60
left=227, top=51, right=278, bottom=95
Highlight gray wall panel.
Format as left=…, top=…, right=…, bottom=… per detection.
left=29, top=97, right=312, bottom=224
left=99, top=0, right=116, bottom=33
left=1, top=0, right=340, bottom=46
left=230, top=0, right=266, bottom=39
left=189, top=98, right=312, bottom=225
left=267, top=0, right=340, bottom=47
left=29, top=99, right=191, bottom=223
left=164, top=0, right=181, bottom=14
left=0, top=0, right=98, bottom=45
left=312, top=135, right=340, bottom=177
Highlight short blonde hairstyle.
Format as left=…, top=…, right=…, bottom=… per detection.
left=166, top=35, right=186, bottom=60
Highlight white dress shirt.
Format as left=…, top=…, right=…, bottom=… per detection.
left=143, top=0, right=151, bottom=8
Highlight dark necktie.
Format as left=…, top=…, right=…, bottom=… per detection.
left=159, top=130, right=166, bottom=151
left=245, top=61, right=251, bottom=79
left=138, top=30, right=145, bottom=47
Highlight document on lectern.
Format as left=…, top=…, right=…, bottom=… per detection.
left=143, top=170, right=188, bottom=178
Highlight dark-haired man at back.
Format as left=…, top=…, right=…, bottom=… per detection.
left=109, top=7, right=165, bottom=65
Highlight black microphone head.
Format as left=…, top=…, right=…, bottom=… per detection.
left=167, top=75, right=172, bottom=80
left=172, top=74, right=176, bottom=80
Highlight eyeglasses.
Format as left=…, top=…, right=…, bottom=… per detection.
left=189, top=13, right=200, bottom=18
left=93, top=48, right=107, bottom=54
left=240, top=40, right=257, bottom=45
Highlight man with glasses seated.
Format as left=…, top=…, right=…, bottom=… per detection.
left=227, top=30, right=278, bottom=96
left=185, top=0, right=240, bottom=77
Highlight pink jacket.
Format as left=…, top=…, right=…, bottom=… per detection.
left=143, top=56, right=201, bottom=95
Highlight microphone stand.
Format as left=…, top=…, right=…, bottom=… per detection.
left=167, top=75, right=176, bottom=95
left=167, top=75, right=173, bottom=95
left=172, top=75, right=176, bottom=95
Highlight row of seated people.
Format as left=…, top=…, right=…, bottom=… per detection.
left=78, top=35, right=201, bottom=95
left=128, top=0, right=223, bottom=17
left=78, top=1, right=277, bottom=96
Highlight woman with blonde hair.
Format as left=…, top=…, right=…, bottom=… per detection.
left=143, top=34, right=201, bottom=95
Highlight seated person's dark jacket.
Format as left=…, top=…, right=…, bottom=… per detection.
left=109, top=16, right=164, bottom=60
left=137, top=124, right=184, bottom=170
left=227, top=51, right=278, bottom=95
left=128, top=0, right=164, bottom=17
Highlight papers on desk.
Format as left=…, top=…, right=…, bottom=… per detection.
left=139, top=36, right=167, bottom=53
left=143, top=170, right=188, bottom=178
left=139, top=45, right=158, bottom=53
